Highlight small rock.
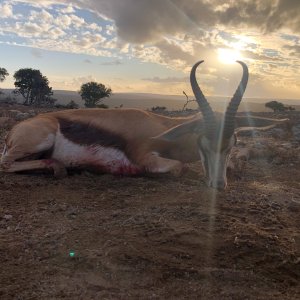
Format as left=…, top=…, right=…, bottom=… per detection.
left=280, top=142, right=292, bottom=149
left=15, top=112, right=31, bottom=121
left=28, top=110, right=37, bottom=117
left=3, top=214, right=13, bottom=220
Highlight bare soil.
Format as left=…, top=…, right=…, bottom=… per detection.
left=0, top=105, right=299, bottom=299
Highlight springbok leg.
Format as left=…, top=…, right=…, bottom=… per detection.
left=1, top=159, right=67, bottom=178
left=139, top=152, right=184, bottom=177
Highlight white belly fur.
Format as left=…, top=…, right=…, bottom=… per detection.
left=51, top=130, right=141, bottom=174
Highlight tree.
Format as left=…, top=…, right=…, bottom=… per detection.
left=0, top=68, right=9, bottom=82
left=265, top=101, right=285, bottom=112
left=265, top=100, right=294, bottom=113
left=79, top=82, right=112, bottom=108
left=13, top=68, right=55, bottom=106
left=65, top=100, right=79, bottom=109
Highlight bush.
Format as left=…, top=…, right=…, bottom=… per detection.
left=65, top=100, right=79, bottom=109
left=55, top=100, right=79, bottom=109
left=96, top=103, right=109, bottom=109
left=151, top=106, right=166, bottom=112
left=265, top=100, right=295, bottom=112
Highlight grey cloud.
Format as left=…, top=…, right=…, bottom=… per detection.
left=155, top=39, right=195, bottom=65
left=75, top=0, right=214, bottom=43
left=218, top=0, right=300, bottom=34
left=218, top=1, right=275, bottom=28
left=242, top=49, right=282, bottom=62
left=265, top=0, right=300, bottom=33
left=15, top=0, right=300, bottom=43
left=84, top=0, right=300, bottom=43
left=283, top=44, right=300, bottom=57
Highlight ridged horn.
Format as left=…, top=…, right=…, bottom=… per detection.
left=190, top=60, right=216, bottom=138
left=223, top=61, right=249, bottom=138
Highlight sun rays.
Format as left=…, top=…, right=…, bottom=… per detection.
left=217, top=48, right=243, bottom=64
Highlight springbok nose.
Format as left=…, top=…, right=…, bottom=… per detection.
left=210, top=180, right=227, bottom=190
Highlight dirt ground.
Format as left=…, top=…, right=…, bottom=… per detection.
left=0, top=105, right=299, bottom=299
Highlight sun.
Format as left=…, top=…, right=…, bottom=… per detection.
left=218, top=48, right=243, bottom=64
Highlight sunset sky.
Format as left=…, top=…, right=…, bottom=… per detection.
left=0, top=0, right=299, bottom=99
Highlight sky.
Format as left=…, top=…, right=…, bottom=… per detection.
left=0, top=0, right=299, bottom=99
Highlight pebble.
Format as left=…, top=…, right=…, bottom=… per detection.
left=3, top=214, right=13, bottom=220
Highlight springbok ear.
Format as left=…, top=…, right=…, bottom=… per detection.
left=154, top=119, right=203, bottom=141
left=235, top=116, right=289, bottom=128
left=234, top=116, right=291, bottom=134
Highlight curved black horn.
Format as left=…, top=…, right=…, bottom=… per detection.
left=190, top=60, right=216, bottom=138
left=223, top=61, right=249, bottom=138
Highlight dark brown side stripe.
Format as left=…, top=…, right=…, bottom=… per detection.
left=58, top=117, right=127, bottom=151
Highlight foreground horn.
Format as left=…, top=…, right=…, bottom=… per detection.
left=223, top=61, right=249, bottom=138
left=190, top=61, right=216, bottom=139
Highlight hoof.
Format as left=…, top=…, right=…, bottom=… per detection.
left=53, top=166, right=68, bottom=179
left=0, top=161, right=12, bottom=172
left=170, top=163, right=184, bottom=177
left=44, top=159, right=67, bottom=178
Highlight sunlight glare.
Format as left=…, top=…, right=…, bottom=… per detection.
left=218, top=48, right=242, bottom=64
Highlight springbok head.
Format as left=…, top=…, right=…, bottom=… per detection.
left=191, top=60, right=249, bottom=189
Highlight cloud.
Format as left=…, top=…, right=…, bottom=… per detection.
left=142, top=76, right=187, bottom=83
left=214, top=0, right=300, bottom=35
left=0, top=2, right=13, bottom=18
left=71, top=0, right=300, bottom=44
left=10, top=0, right=300, bottom=39
left=242, top=49, right=283, bottom=62
left=11, top=0, right=66, bottom=7
left=284, top=44, right=300, bottom=57
left=87, top=23, right=102, bottom=31
left=264, top=0, right=300, bottom=33
left=54, top=14, right=72, bottom=28
left=105, top=24, right=115, bottom=36
left=0, top=4, right=110, bottom=57
left=29, top=8, right=53, bottom=22
left=69, top=14, right=85, bottom=27
left=155, top=39, right=195, bottom=64
left=23, top=22, right=44, bottom=35
left=61, top=4, right=74, bottom=14
left=69, top=0, right=225, bottom=45
left=71, top=75, right=97, bottom=87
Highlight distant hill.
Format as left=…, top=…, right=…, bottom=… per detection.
left=1, top=89, right=300, bottom=112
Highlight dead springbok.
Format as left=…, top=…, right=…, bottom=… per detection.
left=0, top=61, right=288, bottom=189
